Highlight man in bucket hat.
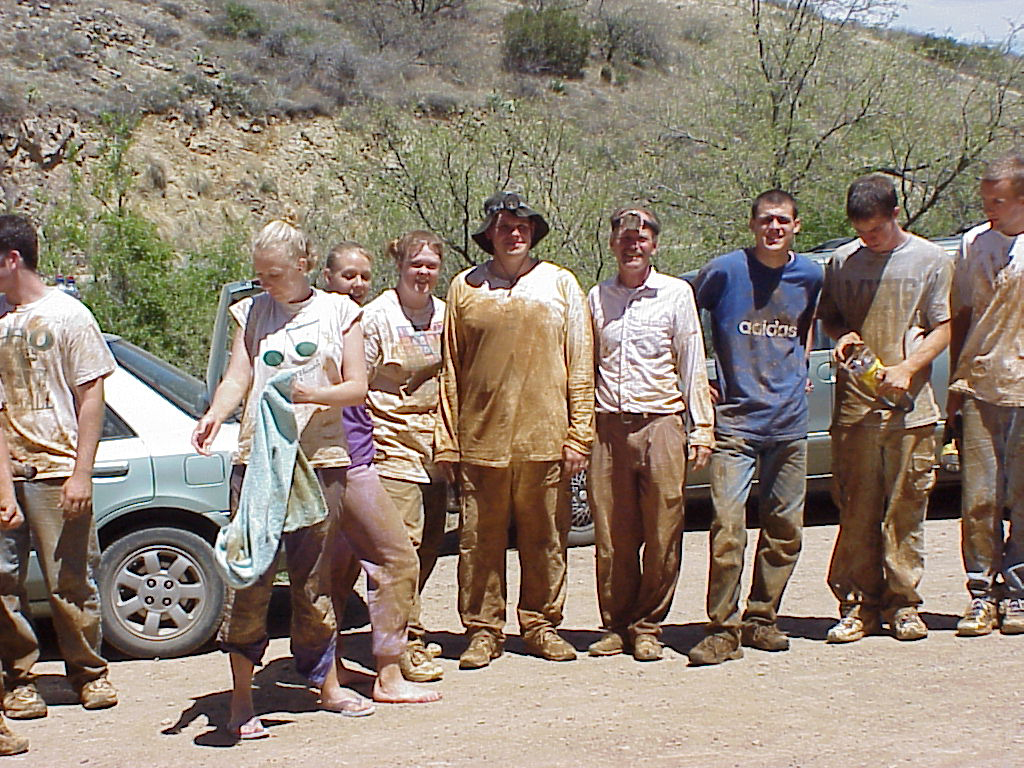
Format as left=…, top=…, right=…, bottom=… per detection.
left=436, top=191, right=594, bottom=668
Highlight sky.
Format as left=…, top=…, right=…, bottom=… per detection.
left=892, top=0, right=1023, bottom=48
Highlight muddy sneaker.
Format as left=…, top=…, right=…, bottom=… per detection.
left=0, top=718, right=28, bottom=756
left=956, top=597, right=998, bottom=637
left=891, top=607, right=928, bottom=641
left=632, top=634, right=663, bottom=662
left=741, top=622, right=789, bottom=651
left=400, top=641, right=444, bottom=683
left=687, top=632, right=743, bottom=666
left=458, top=632, right=503, bottom=669
left=79, top=678, right=118, bottom=710
left=587, top=631, right=627, bottom=657
left=826, top=616, right=875, bottom=644
left=1000, top=598, right=1024, bottom=635
left=523, top=629, right=577, bottom=662
left=2, top=685, right=46, bottom=720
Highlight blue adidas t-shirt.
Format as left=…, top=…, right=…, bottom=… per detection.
left=694, top=249, right=822, bottom=440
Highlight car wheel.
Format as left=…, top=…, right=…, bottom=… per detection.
left=97, top=526, right=225, bottom=658
left=567, top=470, right=594, bottom=546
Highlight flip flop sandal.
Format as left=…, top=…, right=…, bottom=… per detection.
left=320, top=696, right=376, bottom=718
left=231, top=716, right=270, bottom=740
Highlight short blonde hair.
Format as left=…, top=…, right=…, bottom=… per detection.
left=326, top=241, right=374, bottom=270
left=386, top=230, right=444, bottom=265
left=252, top=219, right=318, bottom=271
left=982, top=153, right=1024, bottom=198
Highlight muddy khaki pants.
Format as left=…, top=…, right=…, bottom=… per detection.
left=827, top=425, right=935, bottom=619
left=0, top=479, right=107, bottom=691
left=379, top=475, right=448, bottom=641
left=219, top=466, right=340, bottom=684
left=960, top=396, right=1024, bottom=600
left=706, top=434, right=806, bottom=636
left=458, top=461, right=570, bottom=643
left=589, top=413, right=687, bottom=639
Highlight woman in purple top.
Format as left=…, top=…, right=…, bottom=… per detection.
left=323, top=242, right=445, bottom=697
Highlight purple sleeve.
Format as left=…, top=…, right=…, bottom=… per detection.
left=342, top=405, right=376, bottom=468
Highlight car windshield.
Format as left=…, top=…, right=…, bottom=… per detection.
left=108, top=338, right=208, bottom=420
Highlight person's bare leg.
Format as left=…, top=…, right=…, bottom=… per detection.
left=372, top=655, right=442, bottom=703
left=320, top=658, right=375, bottom=715
left=227, top=653, right=265, bottom=737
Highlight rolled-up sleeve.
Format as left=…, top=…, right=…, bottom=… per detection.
left=673, top=284, right=714, bottom=449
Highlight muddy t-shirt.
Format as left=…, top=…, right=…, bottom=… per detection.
left=818, top=234, right=951, bottom=429
left=0, top=288, right=115, bottom=478
left=950, top=223, right=1024, bottom=407
left=231, top=289, right=361, bottom=467
left=363, top=289, right=445, bottom=483
left=435, top=260, right=594, bottom=466
left=694, top=249, right=822, bottom=441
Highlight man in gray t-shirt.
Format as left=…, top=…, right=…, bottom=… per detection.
left=818, top=174, right=951, bottom=644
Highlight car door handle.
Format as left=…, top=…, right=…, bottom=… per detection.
left=93, top=463, right=130, bottom=478
left=817, top=361, right=835, bottom=383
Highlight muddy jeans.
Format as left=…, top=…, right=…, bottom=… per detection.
left=960, top=397, right=1024, bottom=600
left=328, top=463, right=418, bottom=660
left=218, top=465, right=338, bottom=685
left=379, top=475, right=447, bottom=642
left=458, top=461, right=570, bottom=643
left=0, top=479, right=107, bottom=690
left=706, top=434, right=805, bottom=637
left=589, top=413, right=687, bottom=640
left=827, top=425, right=935, bottom=619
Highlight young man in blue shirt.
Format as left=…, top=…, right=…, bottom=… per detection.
left=689, top=190, right=822, bottom=665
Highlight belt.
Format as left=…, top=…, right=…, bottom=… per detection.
left=603, top=412, right=675, bottom=425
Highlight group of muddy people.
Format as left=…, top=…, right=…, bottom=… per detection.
left=0, top=152, right=1020, bottom=753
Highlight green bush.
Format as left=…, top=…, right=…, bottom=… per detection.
left=211, top=2, right=267, bottom=40
left=502, top=7, right=591, bottom=78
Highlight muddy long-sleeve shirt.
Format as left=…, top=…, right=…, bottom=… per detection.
left=435, top=260, right=594, bottom=467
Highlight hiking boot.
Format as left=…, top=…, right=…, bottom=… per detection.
left=687, top=632, right=743, bottom=666
left=0, top=719, right=28, bottom=757
left=400, top=640, right=444, bottom=682
left=890, top=607, right=928, bottom=641
left=632, top=634, right=663, bottom=662
left=826, top=614, right=878, bottom=644
left=1000, top=598, right=1024, bottom=635
left=2, top=685, right=46, bottom=720
left=741, top=622, right=790, bottom=651
left=79, top=677, right=118, bottom=710
left=458, top=632, right=503, bottom=669
left=587, top=631, right=627, bottom=657
left=956, top=597, right=998, bottom=637
left=524, top=629, right=577, bottom=662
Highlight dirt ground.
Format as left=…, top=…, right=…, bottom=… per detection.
left=9, top=498, right=1024, bottom=768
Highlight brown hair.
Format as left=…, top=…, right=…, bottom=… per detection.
left=751, top=189, right=798, bottom=220
left=252, top=219, right=318, bottom=271
left=326, top=241, right=374, bottom=270
left=386, top=230, right=444, bottom=265
left=610, top=206, right=661, bottom=236
left=846, top=174, right=898, bottom=222
left=982, top=153, right=1024, bottom=198
left=0, top=214, right=39, bottom=271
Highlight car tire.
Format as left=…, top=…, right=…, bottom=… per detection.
left=567, top=470, right=594, bottom=547
left=97, top=526, right=226, bottom=659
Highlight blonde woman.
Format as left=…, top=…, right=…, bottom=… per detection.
left=192, top=221, right=416, bottom=738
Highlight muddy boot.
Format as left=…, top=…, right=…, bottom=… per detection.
left=0, top=718, right=28, bottom=756
left=400, top=640, right=444, bottom=682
